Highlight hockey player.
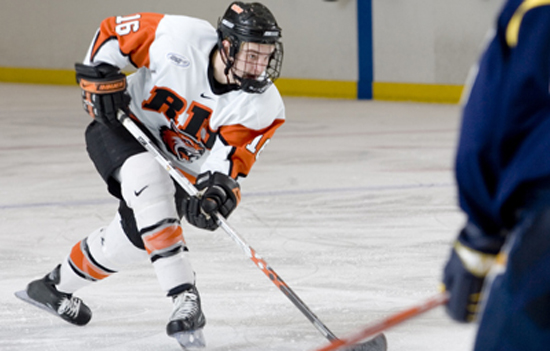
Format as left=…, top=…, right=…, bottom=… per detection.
left=442, top=1, right=550, bottom=350
left=17, top=2, right=285, bottom=348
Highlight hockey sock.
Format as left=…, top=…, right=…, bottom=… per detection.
left=142, top=223, right=195, bottom=293
left=56, top=256, right=96, bottom=294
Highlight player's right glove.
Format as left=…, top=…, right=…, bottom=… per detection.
left=181, top=171, right=241, bottom=231
left=442, top=222, right=504, bottom=322
left=75, top=62, right=130, bottom=127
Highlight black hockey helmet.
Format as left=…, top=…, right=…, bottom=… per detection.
left=217, top=2, right=283, bottom=93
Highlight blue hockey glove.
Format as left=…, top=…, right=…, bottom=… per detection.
left=442, top=223, right=504, bottom=322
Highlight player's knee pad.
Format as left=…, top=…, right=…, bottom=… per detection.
left=118, top=152, right=178, bottom=228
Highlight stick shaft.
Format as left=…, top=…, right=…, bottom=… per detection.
left=119, top=112, right=340, bottom=341
left=314, top=292, right=450, bottom=351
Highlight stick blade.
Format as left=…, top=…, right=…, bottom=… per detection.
left=344, top=333, right=387, bottom=351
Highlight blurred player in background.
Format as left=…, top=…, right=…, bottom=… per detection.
left=442, top=1, right=550, bottom=349
left=17, top=1, right=285, bottom=348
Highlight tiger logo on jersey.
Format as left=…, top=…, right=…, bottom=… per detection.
left=160, top=121, right=205, bottom=162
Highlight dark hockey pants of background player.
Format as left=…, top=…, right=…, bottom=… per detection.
left=474, top=187, right=550, bottom=351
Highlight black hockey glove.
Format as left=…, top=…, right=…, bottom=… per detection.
left=442, top=222, right=505, bottom=322
left=75, top=63, right=130, bottom=127
left=182, top=171, right=241, bottom=231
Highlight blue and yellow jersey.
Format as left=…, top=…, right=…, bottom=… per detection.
left=456, top=0, right=550, bottom=232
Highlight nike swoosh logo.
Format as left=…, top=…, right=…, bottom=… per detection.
left=200, top=93, right=213, bottom=99
left=134, top=185, right=149, bottom=197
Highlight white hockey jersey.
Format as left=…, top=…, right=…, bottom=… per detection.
left=83, top=13, right=285, bottom=182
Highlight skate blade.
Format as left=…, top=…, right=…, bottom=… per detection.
left=344, top=333, right=387, bottom=351
left=171, top=329, right=206, bottom=349
left=15, top=290, right=59, bottom=318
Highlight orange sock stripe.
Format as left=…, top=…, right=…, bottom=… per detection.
left=69, top=240, right=111, bottom=280
left=142, top=225, right=185, bottom=255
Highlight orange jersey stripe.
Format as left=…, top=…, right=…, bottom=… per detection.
left=91, top=13, right=164, bottom=68
left=142, top=225, right=185, bottom=255
left=219, top=119, right=285, bottom=179
left=69, top=241, right=111, bottom=280
left=177, top=168, right=197, bottom=184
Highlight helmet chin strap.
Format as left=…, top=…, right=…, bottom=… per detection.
left=231, top=73, right=245, bottom=85
left=220, top=43, right=239, bottom=86
left=224, top=63, right=240, bottom=86
left=223, top=62, right=232, bottom=76
left=226, top=66, right=259, bottom=90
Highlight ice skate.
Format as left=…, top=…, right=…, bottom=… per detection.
left=15, top=265, right=92, bottom=326
left=166, top=285, right=206, bottom=349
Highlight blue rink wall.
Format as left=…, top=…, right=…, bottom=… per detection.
left=357, top=0, right=374, bottom=100
left=0, top=0, right=501, bottom=103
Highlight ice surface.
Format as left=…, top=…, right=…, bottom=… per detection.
left=0, top=83, right=476, bottom=350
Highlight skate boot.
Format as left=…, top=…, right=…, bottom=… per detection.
left=166, top=284, right=206, bottom=348
left=15, top=265, right=92, bottom=326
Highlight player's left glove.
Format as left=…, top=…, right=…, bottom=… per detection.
left=442, top=222, right=504, bottom=322
left=75, top=62, right=130, bottom=127
left=182, top=171, right=241, bottom=231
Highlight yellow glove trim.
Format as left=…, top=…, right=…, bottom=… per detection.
left=454, top=241, right=497, bottom=278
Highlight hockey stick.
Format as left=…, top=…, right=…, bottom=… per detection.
left=117, top=110, right=386, bottom=351
left=313, top=292, right=449, bottom=351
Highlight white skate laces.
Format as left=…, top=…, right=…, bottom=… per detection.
left=171, top=291, right=199, bottom=321
left=57, top=297, right=82, bottom=318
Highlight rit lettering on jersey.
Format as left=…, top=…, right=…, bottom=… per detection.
left=142, top=87, right=216, bottom=162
